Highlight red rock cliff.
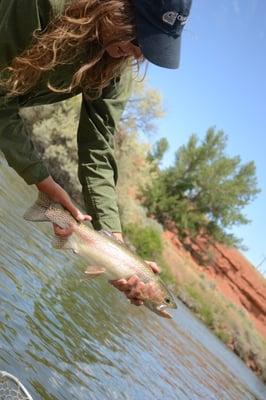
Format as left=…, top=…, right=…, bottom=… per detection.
left=164, top=231, right=266, bottom=338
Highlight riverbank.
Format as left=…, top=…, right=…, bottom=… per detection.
left=160, top=231, right=266, bottom=382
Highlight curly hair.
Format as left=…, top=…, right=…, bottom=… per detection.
left=1, top=0, right=142, bottom=98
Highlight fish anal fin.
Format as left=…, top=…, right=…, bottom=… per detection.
left=84, top=267, right=106, bottom=280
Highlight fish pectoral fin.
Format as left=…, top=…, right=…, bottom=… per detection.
left=52, top=235, right=79, bottom=253
left=84, top=267, right=106, bottom=280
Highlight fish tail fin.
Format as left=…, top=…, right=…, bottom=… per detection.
left=23, top=192, right=53, bottom=222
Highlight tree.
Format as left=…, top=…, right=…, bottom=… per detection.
left=147, top=137, right=169, bottom=165
left=144, top=128, right=260, bottom=246
left=115, top=81, right=164, bottom=227
left=120, top=80, right=164, bottom=135
left=21, top=96, right=82, bottom=202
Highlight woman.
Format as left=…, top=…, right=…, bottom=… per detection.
left=0, top=0, right=192, bottom=305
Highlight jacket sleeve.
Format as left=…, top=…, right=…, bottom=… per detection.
left=77, top=69, right=132, bottom=232
left=0, top=96, right=49, bottom=184
left=0, top=0, right=50, bottom=183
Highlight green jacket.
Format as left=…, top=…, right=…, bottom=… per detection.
left=0, top=0, right=132, bottom=232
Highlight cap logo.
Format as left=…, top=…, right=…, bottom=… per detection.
left=162, top=11, right=188, bottom=26
left=162, top=11, right=178, bottom=26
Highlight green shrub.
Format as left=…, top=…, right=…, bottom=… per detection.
left=123, top=223, right=163, bottom=260
left=200, top=304, right=215, bottom=328
left=156, top=256, right=176, bottom=286
left=215, top=329, right=231, bottom=344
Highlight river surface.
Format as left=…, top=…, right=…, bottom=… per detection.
left=0, top=155, right=266, bottom=400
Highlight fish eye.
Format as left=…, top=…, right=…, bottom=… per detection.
left=165, top=298, right=171, bottom=304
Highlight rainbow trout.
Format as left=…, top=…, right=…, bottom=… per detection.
left=24, top=193, right=177, bottom=318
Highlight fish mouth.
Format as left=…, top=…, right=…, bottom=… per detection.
left=156, top=305, right=173, bottom=319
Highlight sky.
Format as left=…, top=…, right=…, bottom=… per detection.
left=145, top=0, right=266, bottom=273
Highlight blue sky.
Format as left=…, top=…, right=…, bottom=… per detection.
left=146, top=0, right=266, bottom=272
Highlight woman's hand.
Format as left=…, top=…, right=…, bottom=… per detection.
left=36, top=176, right=91, bottom=236
left=109, top=235, right=161, bottom=305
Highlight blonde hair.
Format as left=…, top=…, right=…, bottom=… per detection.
left=1, top=0, right=142, bottom=98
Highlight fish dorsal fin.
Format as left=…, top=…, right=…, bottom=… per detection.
left=52, top=235, right=79, bottom=254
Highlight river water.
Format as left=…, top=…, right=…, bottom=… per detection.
left=0, top=155, right=265, bottom=400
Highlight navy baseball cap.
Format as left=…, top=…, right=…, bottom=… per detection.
left=132, top=0, right=192, bottom=69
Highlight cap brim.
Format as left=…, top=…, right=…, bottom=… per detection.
left=136, top=23, right=181, bottom=69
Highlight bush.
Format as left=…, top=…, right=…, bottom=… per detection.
left=123, top=223, right=163, bottom=260
left=216, top=329, right=231, bottom=344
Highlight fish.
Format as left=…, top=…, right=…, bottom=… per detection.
left=23, top=192, right=177, bottom=319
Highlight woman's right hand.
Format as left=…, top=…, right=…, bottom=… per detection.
left=36, top=176, right=92, bottom=236
left=110, top=260, right=160, bottom=306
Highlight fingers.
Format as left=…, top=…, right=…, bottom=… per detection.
left=109, top=278, right=128, bottom=291
left=53, top=224, right=74, bottom=237
left=109, top=262, right=160, bottom=308
left=74, top=209, right=92, bottom=223
left=126, top=280, right=145, bottom=300
left=52, top=212, right=91, bottom=237
left=53, top=188, right=92, bottom=223
left=112, top=232, right=124, bottom=242
left=145, top=260, right=161, bottom=274
left=110, top=275, right=139, bottom=290
left=142, top=282, right=158, bottom=299
left=59, top=197, right=91, bottom=223
left=110, top=275, right=145, bottom=306
left=127, top=275, right=141, bottom=288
